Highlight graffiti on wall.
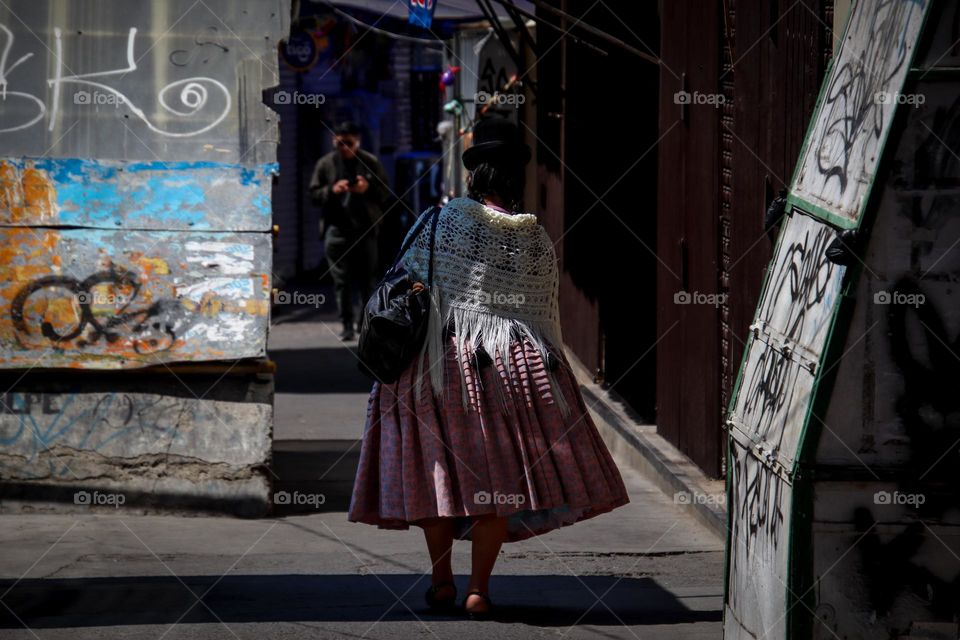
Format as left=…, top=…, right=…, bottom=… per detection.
left=11, top=265, right=193, bottom=355
left=0, top=391, right=183, bottom=478
left=0, top=227, right=271, bottom=368
left=808, top=74, right=960, bottom=636
left=0, top=156, right=274, bottom=368
left=729, top=212, right=844, bottom=473
left=0, top=0, right=282, bottom=161
left=725, top=441, right=791, bottom=639
left=0, top=25, right=230, bottom=136
left=791, top=0, right=928, bottom=225
left=0, top=385, right=272, bottom=480
left=725, top=1, right=937, bottom=638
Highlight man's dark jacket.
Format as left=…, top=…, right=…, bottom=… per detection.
left=308, top=148, right=390, bottom=237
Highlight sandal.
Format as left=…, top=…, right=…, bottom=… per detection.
left=463, top=589, right=494, bottom=620
left=424, top=580, right=458, bottom=611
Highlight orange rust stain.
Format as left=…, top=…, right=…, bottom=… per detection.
left=0, top=163, right=20, bottom=219
left=243, top=299, right=270, bottom=315
left=0, top=161, right=57, bottom=223
left=138, top=256, right=170, bottom=276
left=22, top=168, right=56, bottom=219
left=199, top=293, right=223, bottom=317
left=0, top=229, right=60, bottom=280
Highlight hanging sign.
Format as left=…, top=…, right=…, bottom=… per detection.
left=280, top=30, right=319, bottom=71
left=407, top=0, right=437, bottom=29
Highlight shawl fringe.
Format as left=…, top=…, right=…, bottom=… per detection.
left=405, top=197, right=572, bottom=419
left=413, top=287, right=572, bottom=419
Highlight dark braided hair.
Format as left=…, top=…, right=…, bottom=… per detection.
left=467, top=157, right=526, bottom=211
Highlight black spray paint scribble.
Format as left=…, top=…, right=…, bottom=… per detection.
left=741, top=221, right=837, bottom=443
left=169, top=26, right=229, bottom=67
left=740, top=341, right=793, bottom=447
left=763, top=224, right=836, bottom=343
left=11, top=265, right=194, bottom=354
left=728, top=443, right=787, bottom=611
left=813, top=0, right=924, bottom=193
left=851, top=278, right=960, bottom=620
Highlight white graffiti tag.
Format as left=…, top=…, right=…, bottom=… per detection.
left=0, top=24, right=46, bottom=133
left=0, top=24, right=230, bottom=137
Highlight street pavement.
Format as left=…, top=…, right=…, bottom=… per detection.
left=0, top=299, right=725, bottom=639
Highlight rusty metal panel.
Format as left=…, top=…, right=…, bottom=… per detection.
left=0, top=228, right=270, bottom=368
left=0, top=0, right=287, bottom=369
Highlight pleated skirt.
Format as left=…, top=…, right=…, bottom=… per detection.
left=347, top=334, right=630, bottom=543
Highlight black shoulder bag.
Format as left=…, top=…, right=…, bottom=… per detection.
left=356, top=205, right=441, bottom=383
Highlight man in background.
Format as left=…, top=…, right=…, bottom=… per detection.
left=309, top=121, right=389, bottom=341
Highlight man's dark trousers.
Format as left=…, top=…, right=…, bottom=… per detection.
left=324, top=224, right=378, bottom=330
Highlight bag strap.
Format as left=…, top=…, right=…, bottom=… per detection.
left=426, top=204, right=441, bottom=287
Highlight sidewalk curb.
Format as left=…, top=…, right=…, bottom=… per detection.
left=564, top=348, right=728, bottom=542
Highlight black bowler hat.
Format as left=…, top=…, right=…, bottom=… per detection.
left=462, top=117, right=531, bottom=170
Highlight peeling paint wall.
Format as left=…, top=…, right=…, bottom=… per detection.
left=0, top=0, right=289, bottom=514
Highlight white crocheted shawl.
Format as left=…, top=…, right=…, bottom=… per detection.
left=400, top=196, right=571, bottom=417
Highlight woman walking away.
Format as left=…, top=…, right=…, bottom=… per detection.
left=348, top=116, right=630, bottom=619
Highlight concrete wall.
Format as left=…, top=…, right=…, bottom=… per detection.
left=809, top=63, right=960, bottom=639
left=0, top=372, right=273, bottom=516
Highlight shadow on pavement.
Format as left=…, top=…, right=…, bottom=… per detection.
left=271, top=440, right=360, bottom=513
left=0, top=574, right=721, bottom=627
left=272, top=347, right=372, bottom=394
